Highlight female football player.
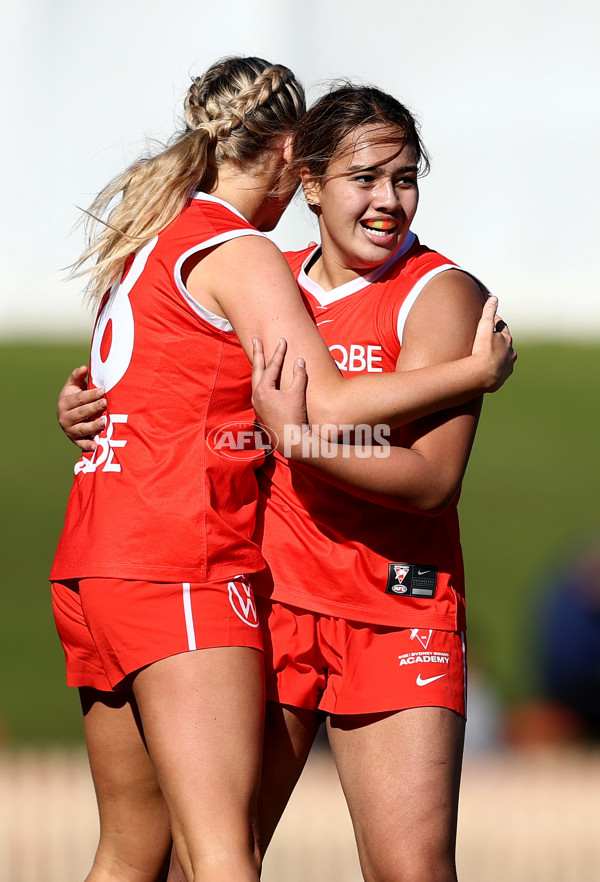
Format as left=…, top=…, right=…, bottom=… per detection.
left=250, top=83, right=511, bottom=882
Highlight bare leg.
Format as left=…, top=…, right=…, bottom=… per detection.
left=258, top=702, right=323, bottom=853
left=164, top=701, right=321, bottom=881
left=328, top=707, right=465, bottom=882
left=80, top=687, right=172, bottom=882
left=132, top=647, right=264, bottom=882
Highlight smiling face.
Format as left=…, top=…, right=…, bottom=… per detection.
left=302, top=125, right=419, bottom=286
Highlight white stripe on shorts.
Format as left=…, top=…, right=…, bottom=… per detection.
left=182, top=582, right=197, bottom=650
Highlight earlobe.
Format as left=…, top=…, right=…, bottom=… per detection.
left=281, top=134, right=295, bottom=165
left=300, top=167, right=321, bottom=207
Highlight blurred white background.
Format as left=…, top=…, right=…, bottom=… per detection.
left=2, top=0, right=598, bottom=339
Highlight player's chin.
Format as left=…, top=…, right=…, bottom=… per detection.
left=359, top=227, right=399, bottom=251
left=352, top=240, right=399, bottom=269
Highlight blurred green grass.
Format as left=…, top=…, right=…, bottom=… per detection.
left=461, top=341, right=600, bottom=701
left=0, top=343, right=89, bottom=744
left=1, top=340, right=598, bottom=743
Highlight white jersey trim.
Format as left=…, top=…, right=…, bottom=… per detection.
left=190, top=190, right=249, bottom=221
left=174, top=192, right=265, bottom=332
left=299, top=230, right=417, bottom=307
left=396, top=263, right=459, bottom=345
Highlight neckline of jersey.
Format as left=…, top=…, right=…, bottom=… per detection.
left=191, top=191, right=250, bottom=224
left=298, top=230, right=417, bottom=307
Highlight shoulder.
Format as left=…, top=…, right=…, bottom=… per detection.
left=284, top=246, right=314, bottom=274
left=401, top=268, right=485, bottom=362
left=402, top=238, right=457, bottom=278
left=419, top=266, right=487, bottom=307
left=197, top=232, right=294, bottom=293
left=410, top=268, right=485, bottom=322
left=160, top=199, right=258, bottom=259
left=395, top=236, right=485, bottom=310
left=402, top=237, right=489, bottom=300
left=376, top=237, right=458, bottom=296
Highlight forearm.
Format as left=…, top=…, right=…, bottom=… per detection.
left=213, top=239, right=513, bottom=434
left=305, top=353, right=490, bottom=431
left=283, top=428, right=459, bottom=515
left=304, top=292, right=513, bottom=430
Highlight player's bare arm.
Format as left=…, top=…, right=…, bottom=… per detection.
left=252, top=272, right=508, bottom=514
left=190, top=234, right=516, bottom=431
left=57, top=256, right=513, bottom=456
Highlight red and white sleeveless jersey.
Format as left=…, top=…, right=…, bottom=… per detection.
left=254, top=233, right=468, bottom=631
left=51, top=193, right=266, bottom=583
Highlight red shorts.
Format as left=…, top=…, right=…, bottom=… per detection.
left=258, top=598, right=466, bottom=717
left=52, top=576, right=263, bottom=691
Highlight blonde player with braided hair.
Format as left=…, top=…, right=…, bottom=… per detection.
left=73, top=58, right=305, bottom=304
left=52, top=56, right=514, bottom=882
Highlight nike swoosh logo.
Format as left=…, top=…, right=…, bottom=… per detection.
left=417, top=569, right=431, bottom=575
left=316, top=320, right=334, bottom=326
left=416, top=673, right=447, bottom=687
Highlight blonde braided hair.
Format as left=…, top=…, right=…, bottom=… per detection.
left=73, top=56, right=305, bottom=304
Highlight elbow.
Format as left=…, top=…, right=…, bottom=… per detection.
left=420, top=500, right=452, bottom=518
left=410, top=485, right=460, bottom=518
left=306, top=400, right=352, bottom=434
left=306, top=380, right=358, bottom=433
left=411, top=499, right=447, bottom=518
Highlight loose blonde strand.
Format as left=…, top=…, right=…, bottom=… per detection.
left=73, top=129, right=213, bottom=302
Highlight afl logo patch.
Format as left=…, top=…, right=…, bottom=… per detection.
left=390, top=564, right=410, bottom=593
left=228, top=578, right=260, bottom=628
